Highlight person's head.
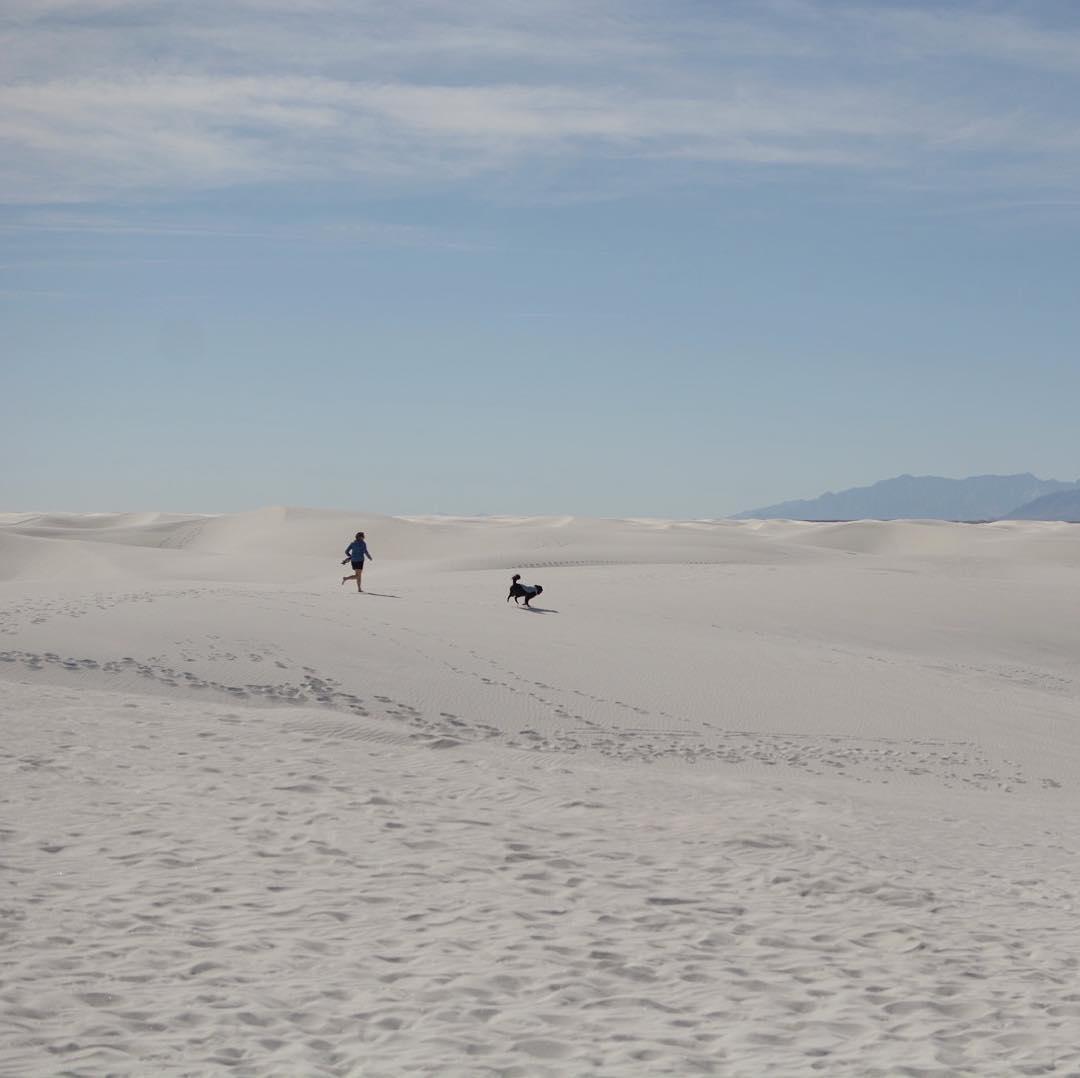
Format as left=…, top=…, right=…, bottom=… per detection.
left=355, top=532, right=365, bottom=540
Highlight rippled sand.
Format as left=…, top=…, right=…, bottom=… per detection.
left=3, top=510, right=1079, bottom=1075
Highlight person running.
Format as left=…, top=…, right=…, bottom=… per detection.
left=341, top=531, right=373, bottom=591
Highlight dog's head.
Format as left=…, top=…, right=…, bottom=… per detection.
left=534, top=585, right=543, bottom=595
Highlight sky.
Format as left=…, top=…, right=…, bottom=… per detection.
left=3, top=0, right=1080, bottom=517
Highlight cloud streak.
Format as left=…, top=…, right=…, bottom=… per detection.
left=2, top=1, right=1080, bottom=205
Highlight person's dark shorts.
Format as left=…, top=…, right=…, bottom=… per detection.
left=351, top=560, right=365, bottom=571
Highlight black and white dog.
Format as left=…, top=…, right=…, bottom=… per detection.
left=507, top=573, right=543, bottom=607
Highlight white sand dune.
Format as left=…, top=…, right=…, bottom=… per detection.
left=2, top=510, right=1079, bottom=1075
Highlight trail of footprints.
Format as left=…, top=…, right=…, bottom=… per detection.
left=0, top=647, right=498, bottom=753
left=0, top=647, right=369, bottom=714
left=0, top=588, right=206, bottom=636
left=0, top=605, right=1047, bottom=792
left=388, top=639, right=1033, bottom=793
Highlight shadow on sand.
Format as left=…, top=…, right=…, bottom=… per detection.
left=516, top=605, right=559, bottom=614
left=357, top=591, right=400, bottom=599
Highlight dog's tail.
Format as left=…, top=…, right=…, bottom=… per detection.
left=512, top=573, right=521, bottom=583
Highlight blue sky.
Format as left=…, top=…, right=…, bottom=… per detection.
left=3, top=0, right=1079, bottom=516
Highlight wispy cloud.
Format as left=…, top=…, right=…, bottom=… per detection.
left=0, top=205, right=491, bottom=256
left=2, top=1, right=1079, bottom=206
left=845, top=6, right=1080, bottom=70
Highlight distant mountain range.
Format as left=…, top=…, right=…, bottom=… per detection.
left=1002, top=487, right=1080, bottom=522
left=735, top=474, right=1080, bottom=521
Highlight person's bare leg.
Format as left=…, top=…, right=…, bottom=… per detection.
left=355, top=567, right=363, bottom=592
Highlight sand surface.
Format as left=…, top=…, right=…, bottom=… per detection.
left=2, top=509, right=1079, bottom=1075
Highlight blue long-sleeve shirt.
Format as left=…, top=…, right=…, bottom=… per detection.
left=345, top=540, right=370, bottom=562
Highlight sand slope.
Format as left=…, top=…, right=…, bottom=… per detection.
left=2, top=511, right=1079, bottom=1075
